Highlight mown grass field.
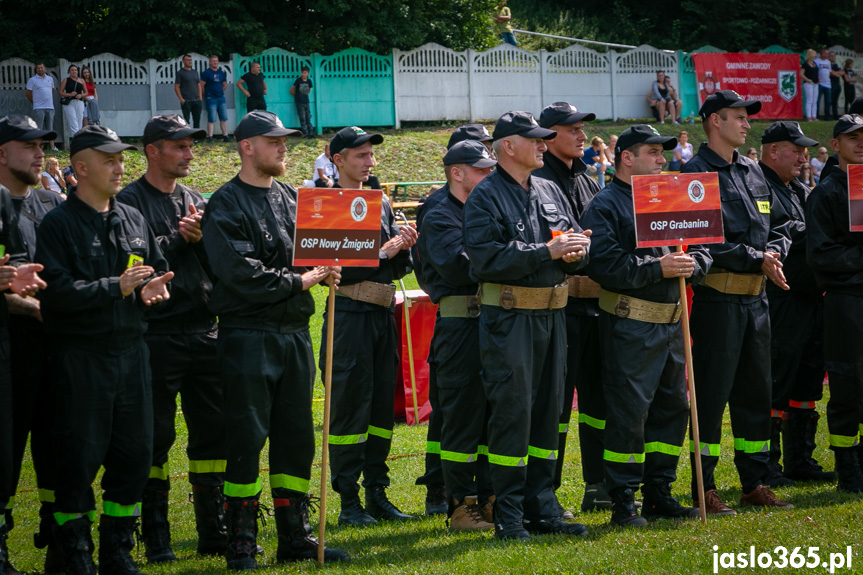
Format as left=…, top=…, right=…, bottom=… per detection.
left=9, top=119, right=863, bottom=574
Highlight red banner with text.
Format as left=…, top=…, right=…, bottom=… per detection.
left=848, top=165, right=863, bottom=232
left=693, top=53, right=802, bottom=119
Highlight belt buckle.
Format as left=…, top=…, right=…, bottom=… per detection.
left=467, top=296, right=481, bottom=318
left=614, top=296, right=631, bottom=319
left=499, top=287, right=516, bottom=310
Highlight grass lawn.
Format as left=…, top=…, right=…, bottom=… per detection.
left=9, top=119, right=861, bottom=573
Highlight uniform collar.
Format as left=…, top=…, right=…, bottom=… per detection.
left=542, top=150, right=587, bottom=178
left=758, top=162, right=787, bottom=189
left=696, top=142, right=742, bottom=169
left=67, top=191, right=120, bottom=224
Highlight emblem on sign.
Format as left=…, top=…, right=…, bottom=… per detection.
left=314, top=197, right=322, bottom=212
left=650, top=184, right=659, bottom=197
left=778, top=71, right=797, bottom=103
left=351, top=196, right=368, bottom=222
left=688, top=180, right=705, bottom=204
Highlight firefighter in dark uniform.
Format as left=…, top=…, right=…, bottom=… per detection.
left=682, top=91, right=793, bottom=513
left=414, top=123, right=493, bottom=517
left=463, top=111, right=591, bottom=540
left=581, top=125, right=709, bottom=526
left=0, top=115, right=52, bottom=574
left=758, top=121, right=835, bottom=485
left=533, top=102, right=610, bottom=515
left=200, top=111, right=348, bottom=569
left=322, top=126, right=416, bottom=526
left=35, top=125, right=173, bottom=575
left=116, top=115, right=227, bottom=563
left=806, top=113, right=863, bottom=493
left=416, top=140, right=496, bottom=530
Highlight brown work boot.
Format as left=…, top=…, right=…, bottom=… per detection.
left=693, top=489, right=737, bottom=516
left=448, top=497, right=493, bottom=531
left=479, top=496, right=495, bottom=524
left=740, top=485, right=793, bottom=508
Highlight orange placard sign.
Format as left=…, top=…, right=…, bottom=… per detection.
left=632, top=173, right=725, bottom=248
left=293, top=188, right=382, bottom=267
left=848, top=165, right=863, bottom=231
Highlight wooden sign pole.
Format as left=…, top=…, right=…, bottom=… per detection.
left=677, top=244, right=706, bottom=524
left=317, top=282, right=336, bottom=566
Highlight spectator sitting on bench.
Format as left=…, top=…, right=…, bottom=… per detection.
left=648, top=70, right=682, bottom=124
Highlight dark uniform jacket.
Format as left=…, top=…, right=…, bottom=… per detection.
left=683, top=144, right=790, bottom=297
left=806, top=167, right=863, bottom=293
left=760, top=163, right=819, bottom=295
left=413, top=184, right=448, bottom=295
left=35, top=192, right=168, bottom=349
left=0, top=186, right=29, bottom=336
left=10, top=188, right=61, bottom=261
left=117, top=177, right=215, bottom=332
left=335, top=187, right=411, bottom=312
left=581, top=178, right=712, bottom=303
left=202, top=176, right=313, bottom=333
left=417, top=190, right=476, bottom=304
left=463, top=166, right=587, bottom=290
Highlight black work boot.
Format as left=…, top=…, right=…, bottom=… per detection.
left=364, top=486, right=415, bottom=522
left=424, top=485, right=447, bottom=516
left=580, top=482, right=613, bottom=512
left=765, top=416, right=794, bottom=487
left=609, top=488, right=647, bottom=527
left=191, top=485, right=228, bottom=555
left=141, top=487, right=176, bottom=564
left=337, top=494, right=376, bottom=527
left=783, top=411, right=835, bottom=481
left=492, top=503, right=529, bottom=542
left=641, top=483, right=700, bottom=520
left=33, top=505, right=63, bottom=574
left=274, top=493, right=349, bottom=563
left=225, top=496, right=260, bottom=570
left=98, top=516, right=145, bottom=575
left=53, top=517, right=97, bottom=575
left=834, top=447, right=863, bottom=493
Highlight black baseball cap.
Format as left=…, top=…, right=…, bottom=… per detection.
left=447, top=124, right=493, bottom=149
left=443, top=140, right=497, bottom=168
left=615, top=124, right=677, bottom=154
left=234, top=110, right=301, bottom=142
left=761, top=121, right=819, bottom=147
left=142, top=114, right=207, bottom=146
left=698, top=90, right=762, bottom=120
left=0, top=114, right=58, bottom=146
left=330, top=126, right=384, bottom=156
left=539, top=102, right=596, bottom=128
left=492, top=111, right=556, bottom=140
left=849, top=97, right=863, bottom=116
left=70, top=125, right=138, bottom=156
left=833, top=114, right=863, bottom=137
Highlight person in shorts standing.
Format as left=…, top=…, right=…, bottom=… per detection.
left=199, top=55, right=230, bottom=143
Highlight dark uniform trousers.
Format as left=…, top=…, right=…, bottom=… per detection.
left=146, top=328, right=224, bottom=489
left=321, top=306, right=397, bottom=497
left=768, top=292, right=825, bottom=409
left=220, top=327, right=315, bottom=498
left=480, top=306, right=565, bottom=524
left=689, top=293, right=772, bottom=495
left=414, top=360, right=444, bottom=488
left=51, top=340, right=153, bottom=519
left=0, top=335, right=11, bottom=516
left=432, top=316, right=491, bottom=502
left=600, top=315, right=689, bottom=492
left=822, top=293, right=863, bottom=448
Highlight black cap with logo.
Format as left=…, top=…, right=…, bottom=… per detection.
left=615, top=124, right=677, bottom=154
left=0, top=114, right=58, bottom=146
left=234, top=111, right=302, bottom=142
left=443, top=140, right=498, bottom=168
left=698, top=90, right=762, bottom=120
left=142, top=114, right=207, bottom=146
left=538, top=102, right=596, bottom=128
left=330, top=126, right=384, bottom=156
left=833, top=114, right=863, bottom=137
left=70, top=125, right=138, bottom=156
left=493, top=111, right=556, bottom=140
left=760, top=121, right=819, bottom=147
left=447, top=124, right=493, bottom=149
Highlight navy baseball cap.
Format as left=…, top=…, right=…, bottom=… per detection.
left=447, top=124, right=493, bottom=149
left=539, top=102, right=596, bottom=128
left=699, top=90, right=762, bottom=120
left=443, top=140, right=497, bottom=168
left=70, top=125, right=137, bottom=156
left=330, top=126, right=384, bottom=156
left=234, top=111, right=301, bottom=141
left=0, top=114, right=58, bottom=146
left=761, top=121, right=819, bottom=147
left=493, top=111, right=556, bottom=140
left=833, top=114, right=863, bottom=137
left=143, top=114, right=207, bottom=146
left=615, top=124, right=677, bottom=154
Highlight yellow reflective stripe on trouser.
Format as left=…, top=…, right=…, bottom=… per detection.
left=829, top=434, right=860, bottom=448
left=477, top=445, right=489, bottom=456
left=441, top=449, right=477, bottom=463
left=558, top=423, right=569, bottom=433
left=54, top=511, right=95, bottom=526
left=578, top=413, right=606, bottom=430
left=603, top=449, right=645, bottom=464
left=224, top=477, right=263, bottom=498
left=189, top=459, right=227, bottom=474
left=645, top=441, right=682, bottom=457
left=270, top=474, right=310, bottom=493
left=426, top=441, right=441, bottom=454
left=103, top=501, right=141, bottom=518
left=488, top=452, right=527, bottom=467
left=149, top=465, right=168, bottom=480
left=329, top=432, right=367, bottom=445
left=367, top=425, right=393, bottom=440
left=39, top=489, right=56, bottom=503
left=733, top=438, right=770, bottom=453
left=527, top=446, right=558, bottom=460
left=689, top=441, right=721, bottom=456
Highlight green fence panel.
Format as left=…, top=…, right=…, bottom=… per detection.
left=234, top=49, right=314, bottom=132
left=315, top=49, right=395, bottom=133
